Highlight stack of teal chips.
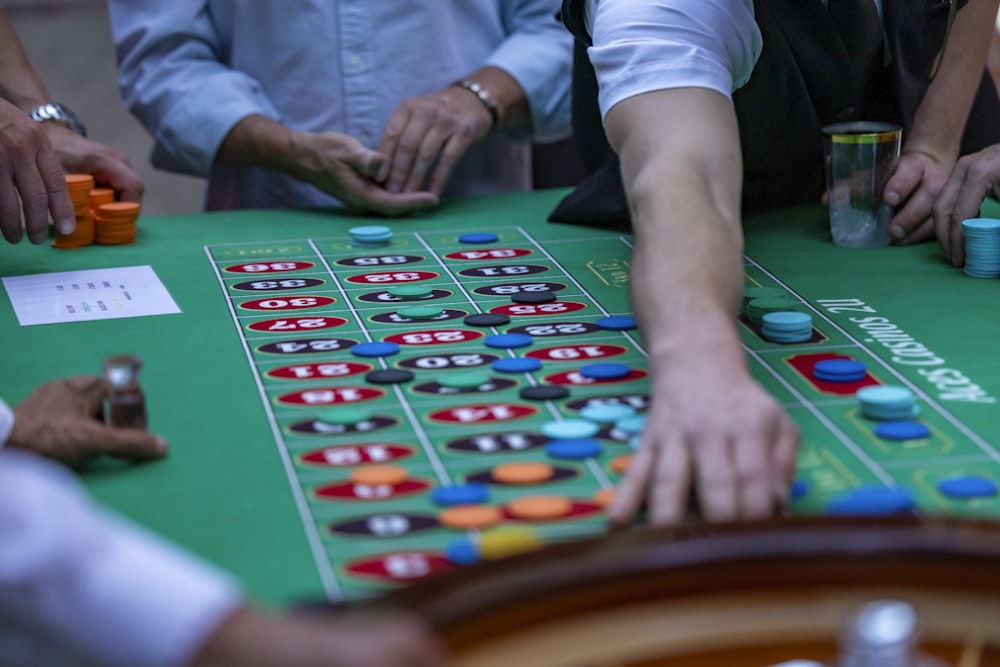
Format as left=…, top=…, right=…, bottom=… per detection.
left=962, top=218, right=1000, bottom=278
left=856, top=385, right=919, bottom=420
left=349, top=225, right=393, bottom=247
left=745, top=296, right=799, bottom=326
left=761, top=311, right=813, bottom=343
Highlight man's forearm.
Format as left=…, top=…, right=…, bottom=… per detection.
left=607, top=88, right=746, bottom=361
left=905, top=0, right=1000, bottom=161
left=0, top=8, right=50, bottom=110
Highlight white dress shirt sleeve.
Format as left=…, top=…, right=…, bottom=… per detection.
left=0, top=448, right=242, bottom=667
left=584, top=0, right=762, bottom=121
left=109, top=0, right=281, bottom=177
left=0, top=399, right=13, bottom=448
left=484, top=0, right=574, bottom=141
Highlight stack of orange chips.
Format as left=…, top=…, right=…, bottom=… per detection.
left=89, top=188, right=115, bottom=216
left=52, top=174, right=96, bottom=249
left=94, top=201, right=140, bottom=245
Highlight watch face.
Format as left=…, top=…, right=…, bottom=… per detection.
left=30, top=103, right=87, bottom=136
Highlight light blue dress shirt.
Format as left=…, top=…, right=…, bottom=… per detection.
left=108, top=1, right=573, bottom=210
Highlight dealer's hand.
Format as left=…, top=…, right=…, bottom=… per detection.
left=608, top=345, right=799, bottom=527
left=8, top=375, right=166, bottom=467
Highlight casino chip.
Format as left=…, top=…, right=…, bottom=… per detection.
left=364, top=369, right=415, bottom=384
left=790, top=479, right=810, bottom=500
left=873, top=421, right=931, bottom=441
left=937, top=475, right=998, bottom=499
left=519, top=385, right=570, bottom=401
left=579, top=362, right=631, bottom=380
left=595, top=315, right=637, bottom=331
left=826, top=485, right=916, bottom=516
left=492, top=357, right=542, bottom=373
left=431, top=483, right=490, bottom=507
left=511, top=291, right=556, bottom=304
left=388, top=284, right=432, bottom=298
left=812, top=358, right=866, bottom=383
left=349, top=225, right=392, bottom=247
left=319, top=406, right=372, bottom=425
left=545, top=438, right=603, bottom=459
left=438, top=372, right=491, bottom=389
left=458, top=232, right=499, bottom=244
left=741, top=287, right=787, bottom=313
left=397, top=305, right=442, bottom=320
left=745, top=297, right=799, bottom=326
left=444, top=538, right=480, bottom=566
left=464, top=313, right=511, bottom=327
left=962, top=218, right=1000, bottom=278
left=579, top=403, right=636, bottom=424
left=856, top=385, right=918, bottom=421
left=541, top=419, right=599, bottom=439
left=350, top=341, right=400, bottom=358
left=484, top=333, right=533, bottom=349
left=760, top=311, right=812, bottom=343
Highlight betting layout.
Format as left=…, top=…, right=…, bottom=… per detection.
left=206, top=226, right=1000, bottom=600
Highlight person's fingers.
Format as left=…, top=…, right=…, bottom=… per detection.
left=402, top=126, right=449, bottom=193
left=0, top=174, right=23, bottom=244
left=94, top=159, right=145, bottom=203
left=37, top=148, right=75, bottom=235
left=428, top=133, right=471, bottom=196
left=883, top=158, right=922, bottom=209
left=385, top=116, right=431, bottom=194
left=65, top=374, right=109, bottom=415
left=891, top=187, right=935, bottom=244
left=376, top=108, right=410, bottom=183
left=343, top=146, right=387, bottom=181
left=606, top=437, right=655, bottom=528
left=732, top=430, right=773, bottom=520
left=647, top=436, right=691, bottom=526
left=73, top=420, right=168, bottom=461
left=12, top=153, right=49, bottom=244
left=771, top=419, right=800, bottom=505
left=695, top=438, right=738, bottom=522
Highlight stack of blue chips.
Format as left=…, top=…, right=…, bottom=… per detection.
left=812, top=358, right=867, bottom=383
left=856, top=385, right=919, bottom=420
left=961, top=218, right=1000, bottom=278
left=349, top=225, right=393, bottom=247
left=760, top=311, right=813, bottom=343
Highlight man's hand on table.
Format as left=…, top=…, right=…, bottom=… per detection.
left=8, top=375, right=167, bottom=467
left=0, top=98, right=75, bottom=244
left=607, top=349, right=800, bottom=527
left=932, top=144, right=1000, bottom=268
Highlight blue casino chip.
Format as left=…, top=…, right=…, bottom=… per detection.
left=430, top=483, right=490, bottom=507
left=595, top=315, right=637, bottom=331
left=350, top=341, right=401, bottom=357
left=458, top=232, right=499, bottom=244
left=873, top=421, right=931, bottom=441
left=491, top=357, right=542, bottom=373
left=545, top=438, right=604, bottom=460
left=937, top=475, right=998, bottom=499
left=790, top=478, right=810, bottom=500
left=579, top=362, right=631, bottom=380
left=813, top=359, right=867, bottom=382
left=484, top=333, right=533, bottom=349
left=444, top=538, right=481, bottom=566
left=826, top=485, right=916, bottom=516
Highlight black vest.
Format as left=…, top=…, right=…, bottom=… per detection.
left=551, top=0, right=1000, bottom=229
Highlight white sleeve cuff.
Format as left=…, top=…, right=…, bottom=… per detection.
left=0, top=399, right=14, bottom=448
left=0, top=450, right=243, bottom=667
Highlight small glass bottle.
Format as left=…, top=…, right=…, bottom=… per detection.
left=103, top=354, right=147, bottom=429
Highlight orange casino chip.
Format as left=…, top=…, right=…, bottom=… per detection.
left=348, top=464, right=409, bottom=487
left=89, top=188, right=116, bottom=210
left=592, top=488, right=616, bottom=508
left=491, top=461, right=554, bottom=485
left=439, top=504, right=503, bottom=530
left=94, top=201, right=140, bottom=245
left=506, top=495, right=573, bottom=521
left=52, top=213, right=95, bottom=249
left=609, top=455, right=633, bottom=474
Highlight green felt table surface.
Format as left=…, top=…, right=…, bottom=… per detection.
left=2, top=188, right=1000, bottom=605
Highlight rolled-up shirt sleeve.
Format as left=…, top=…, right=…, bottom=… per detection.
left=0, top=449, right=242, bottom=667
left=585, top=0, right=761, bottom=121
left=108, top=0, right=280, bottom=176
left=485, top=0, right=574, bottom=141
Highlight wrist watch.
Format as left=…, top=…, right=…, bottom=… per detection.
left=28, top=103, right=87, bottom=137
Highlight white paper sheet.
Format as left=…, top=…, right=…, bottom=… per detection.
left=2, top=266, right=182, bottom=326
